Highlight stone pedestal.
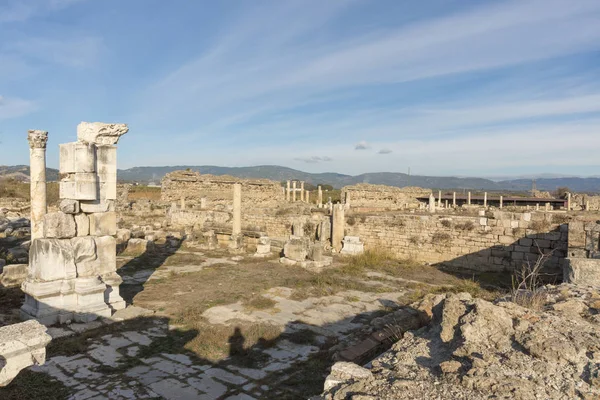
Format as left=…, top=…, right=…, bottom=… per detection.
left=254, top=236, right=272, bottom=257
left=340, top=236, right=364, bottom=256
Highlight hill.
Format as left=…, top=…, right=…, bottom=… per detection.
left=2, top=164, right=600, bottom=192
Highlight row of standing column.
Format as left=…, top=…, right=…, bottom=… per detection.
left=285, top=181, right=324, bottom=206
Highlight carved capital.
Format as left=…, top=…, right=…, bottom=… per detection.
left=27, top=130, right=48, bottom=149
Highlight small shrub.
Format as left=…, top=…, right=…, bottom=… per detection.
left=529, top=219, right=551, bottom=232
left=409, top=236, right=420, bottom=245
left=391, top=218, right=405, bottom=228
left=346, top=215, right=356, bottom=226
left=455, top=221, right=475, bottom=231
left=440, top=219, right=452, bottom=228
left=243, top=295, right=277, bottom=310
left=304, top=222, right=316, bottom=236
left=359, top=215, right=367, bottom=223
left=431, top=232, right=452, bottom=244
left=552, top=214, right=570, bottom=224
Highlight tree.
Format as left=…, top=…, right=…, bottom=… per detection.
left=554, top=187, right=570, bottom=199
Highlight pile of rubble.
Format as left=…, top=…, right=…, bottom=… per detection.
left=319, top=284, right=600, bottom=399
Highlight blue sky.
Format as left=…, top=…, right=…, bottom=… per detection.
left=1, top=0, right=600, bottom=177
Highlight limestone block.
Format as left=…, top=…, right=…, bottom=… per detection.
left=43, top=212, right=76, bottom=239
left=0, top=320, right=51, bottom=387
left=59, top=173, right=97, bottom=201
left=283, top=237, right=309, bottom=261
left=96, top=145, right=117, bottom=178
left=80, top=199, right=114, bottom=213
left=340, top=236, right=364, bottom=256
left=116, top=228, right=131, bottom=243
left=75, top=213, right=90, bottom=236
left=564, top=258, right=600, bottom=285
left=95, top=236, right=117, bottom=275
left=77, top=121, right=128, bottom=145
left=0, top=263, right=28, bottom=288
left=58, top=199, right=80, bottom=214
left=255, top=236, right=271, bottom=256
left=73, top=277, right=111, bottom=322
left=100, top=271, right=126, bottom=311
left=71, top=236, right=97, bottom=277
left=21, top=280, right=77, bottom=325
left=125, top=238, right=149, bottom=255
left=29, top=239, right=77, bottom=281
left=89, top=212, right=117, bottom=236
left=59, top=142, right=96, bottom=173
left=308, top=242, right=324, bottom=261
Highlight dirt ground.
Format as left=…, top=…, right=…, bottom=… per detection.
left=1, top=244, right=502, bottom=399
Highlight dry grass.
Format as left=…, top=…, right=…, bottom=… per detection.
left=0, top=179, right=59, bottom=206
left=243, top=295, right=278, bottom=310
left=510, top=246, right=552, bottom=310
left=529, top=219, right=551, bottom=232
left=127, top=185, right=161, bottom=201
left=455, top=220, right=475, bottom=231
left=431, top=232, right=452, bottom=244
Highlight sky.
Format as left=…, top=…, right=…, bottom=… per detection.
left=1, top=0, right=600, bottom=178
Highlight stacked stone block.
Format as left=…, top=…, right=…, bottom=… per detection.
left=22, top=122, right=128, bottom=325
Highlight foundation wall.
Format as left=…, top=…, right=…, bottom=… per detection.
left=345, top=211, right=569, bottom=273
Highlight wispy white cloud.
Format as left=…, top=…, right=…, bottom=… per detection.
left=378, top=148, right=392, bottom=154
left=6, top=37, right=104, bottom=68
left=293, top=156, right=333, bottom=164
left=0, top=0, right=85, bottom=23
left=354, top=141, right=371, bottom=150
left=0, top=95, right=37, bottom=120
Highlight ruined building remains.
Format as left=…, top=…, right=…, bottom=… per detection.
left=21, top=122, right=128, bottom=325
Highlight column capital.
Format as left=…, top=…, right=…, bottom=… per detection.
left=28, top=130, right=48, bottom=149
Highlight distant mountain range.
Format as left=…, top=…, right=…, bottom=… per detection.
left=2, top=164, right=600, bottom=193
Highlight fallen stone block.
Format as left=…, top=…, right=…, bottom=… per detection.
left=564, top=258, right=600, bottom=286
left=0, top=320, right=52, bottom=387
left=0, top=263, right=28, bottom=288
left=124, top=238, right=150, bottom=256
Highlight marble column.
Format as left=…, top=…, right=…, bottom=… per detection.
left=331, top=204, right=345, bottom=252
left=286, top=181, right=290, bottom=202
left=28, top=130, right=49, bottom=240
left=300, top=181, right=305, bottom=202
left=292, top=181, right=297, bottom=202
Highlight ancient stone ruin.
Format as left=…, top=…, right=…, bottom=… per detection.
left=21, top=122, right=128, bottom=325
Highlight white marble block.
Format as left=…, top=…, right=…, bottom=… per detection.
left=59, top=142, right=96, bottom=173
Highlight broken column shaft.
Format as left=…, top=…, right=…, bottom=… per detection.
left=28, top=130, right=49, bottom=240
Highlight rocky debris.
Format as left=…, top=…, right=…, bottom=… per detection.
left=0, top=263, right=28, bottom=287
left=0, top=320, right=52, bottom=387
left=319, top=284, right=600, bottom=399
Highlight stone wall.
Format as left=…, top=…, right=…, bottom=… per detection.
left=340, top=184, right=431, bottom=211
left=573, top=194, right=600, bottom=211
left=345, top=211, right=569, bottom=273
left=161, top=171, right=284, bottom=208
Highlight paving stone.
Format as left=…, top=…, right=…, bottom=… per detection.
left=61, top=357, right=102, bottom=380
left=225, top=393, right=257, bottom=400
left=187, top=376, right=228, bottom=399
left=148, top=379, right=200, bottom=400
left=70, top=321, right=103, bottom=333
left=34, top=363, right=79, bottom=387
left=227, top=365, right=268, bottom=380
left=88, top=344, right=123, bottom=367
left=134, top=368, right=169, bottom=386
left=205, top=368, right=248, bottom=385
left=102, top=335, right=133, bottom=349
left=68, top=389, right=101, bottom=400
left=152, top=359, right=196, bottom=375
left=162, top=353, right=193, bottom=365
left=243, top=383, right=257, bottom=391
left=126, top=346, right=140, bottom=357
left=122, top=331, right=153, bottom=346
left=47, top=327, right=76, bottom=339
left=125, top=365, right=151, bottom=378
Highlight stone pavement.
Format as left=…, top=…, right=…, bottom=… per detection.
left=32, top=319, right=319, bottom=399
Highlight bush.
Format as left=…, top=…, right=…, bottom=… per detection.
left=440, top=219, right=452, bottom=228
left=346, top=215, right=356, bottom=226
left=431, top=232, right=452, bottom=244
left=455, top=221, right=475, bottom=231
left=529, top=219, right=551, bottom=232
